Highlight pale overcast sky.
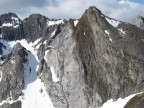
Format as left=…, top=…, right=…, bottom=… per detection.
left=0, top=0, right=144, bottom=22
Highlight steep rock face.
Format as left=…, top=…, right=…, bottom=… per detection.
left=39, top=20, right=87, bottom=108
left=41, top=6, right=144, bottom=108
left=23, top=14, right=66, bottom=42
left=0, top=13, right=24, bottom=41
left=0, top=43, right=27, bottom=103
left=133, top=16, right=144, bottom=29
left=124, top=93, right=144, bottom=108
left=0, top=101, right=21, bottom=108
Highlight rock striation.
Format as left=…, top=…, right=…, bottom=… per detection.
left=41, top=6, right=144, bottom=108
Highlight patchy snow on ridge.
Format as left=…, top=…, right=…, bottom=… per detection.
left=2, top=22, right=13, bottom=27
left=74, top=20, right=78, bottom=27
left=50, top=66, right=59, bottom=82
left=47, top=20, right=64, bottom=26
left=11, top=17, right=20, bottom=24
left=101, top=93, right=142, bottom=108
left=109, top=38, right=112, bottom=42
left=118, top=28, right=126, bottom=35
left=13, top=25, right=19, bottom=28
left=0, top=34, right=2, bottom=38
left=0, top=71, right=2, bottom=82
left=105, top=30, right=109, bottom=35
left=105, top=17, right=120, bottom=27
left=51, top=30, right=56, bottom=38
left=1, top=22, right=19, bottom=28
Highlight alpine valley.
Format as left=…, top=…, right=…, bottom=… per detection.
left=0, top=6, right=144, bottom=108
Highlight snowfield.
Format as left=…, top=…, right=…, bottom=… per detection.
left=105, top=17, right=120, bottom=27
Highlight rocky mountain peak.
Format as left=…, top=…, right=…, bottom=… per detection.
left=0, top=12, right=22, bottom=26
left=23, top=14, right=49, bottom=23
left=23, top=13, right=66, bottom=42
left=133, top=15, right=144, bottom=29
left=12, top=42, right=24, bottom=53
left=85, top=6, right=102, bottom=15
left=0, top=12, right=24, bottom=41
left=81, top=6, right=102, bottom=21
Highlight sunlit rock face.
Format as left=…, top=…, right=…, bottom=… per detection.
left=42, top=6, right=144, bottom=108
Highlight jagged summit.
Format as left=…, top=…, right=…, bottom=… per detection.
left=133, top=15, right=144, bottom=29
left=85, top=6, right=102, bottom=14
left=0, top=12, right=18, bottom=19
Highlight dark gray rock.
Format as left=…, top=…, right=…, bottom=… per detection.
left=23, top=14, right=66, bottom=43
left=0, top=13, right=24, bottom=41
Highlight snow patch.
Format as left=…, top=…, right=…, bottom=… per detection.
left=118, top=28, right=126, bottom=35
left=0, top=34, right=2, bottom=38
left=105, top=17, right=120, bottom=27
left=74, top=20, right=78, bottom=27
left=50, top=66, right=59, bottom=82
left=13, top=25, right=19, bottom=28
left=105, top=30, right=109, bottom=35
left=11, top=17, right=20, bottom=24
left=51, top=30, right=56, bottom=38
left=11, top=60, right=15, bottom=64
left=101, top=15, right=104, bottom=17
left=101, top=93, right=141, bottom=108
left=2, top=22, right=13, bottom=27
left=109, top=38, right=112, bottom=42
left=44, top=50, right=49, bottom=63
left=47, top=20, right=64, bottom=26
left=0, top=71, right=2, bottom=82
left=43, top=40, right=47, bottom=45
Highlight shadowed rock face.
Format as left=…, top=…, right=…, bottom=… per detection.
left=0, top=13, right=24, bottom=41
left=40, top=6, right=144, bottom=108
left=23, top=14, right=49, bottom=42
left=0, top=43, right=27, bottom=102
left=124, top=93, right=144, bottom=108
left=23, top=14, right=67, bottom=43
left=0, top=12, right=67, bottom=43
